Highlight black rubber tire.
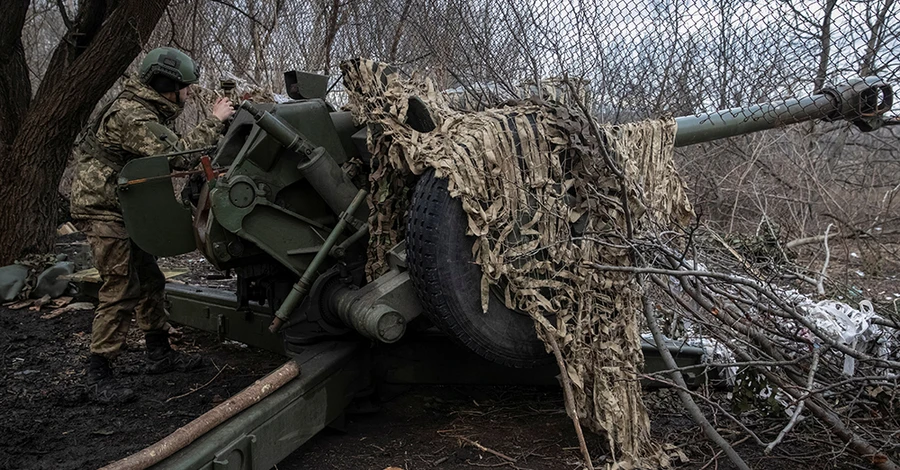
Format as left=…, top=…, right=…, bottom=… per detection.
left=406, top=170, right=553, bottom=368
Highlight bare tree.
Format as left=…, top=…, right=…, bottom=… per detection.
left=0, top=0, right=170, bottom=265
left=859, top=0, right=897, bottom=76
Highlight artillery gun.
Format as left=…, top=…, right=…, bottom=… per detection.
left=118, top=72, right=893, bottom=369
left=111, top=70, right=893, bottom=469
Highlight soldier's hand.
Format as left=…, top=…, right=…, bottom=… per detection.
left=212, top=97, right=236, bottom=122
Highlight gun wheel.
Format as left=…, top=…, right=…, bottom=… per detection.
left=406, top=169, right=553, bottom=369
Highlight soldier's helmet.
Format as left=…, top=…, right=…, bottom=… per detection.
left=139, top=47, right=200, bottom=92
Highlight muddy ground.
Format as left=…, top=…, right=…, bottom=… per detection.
left=0, top=299, right=284, bottom=470
left=0, top=239, right=891, bottom=469
left=0, top=294, right=850, bottom=470
left=278, top=383, right=859, bottom=470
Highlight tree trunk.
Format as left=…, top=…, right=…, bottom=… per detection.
left=813, top=0, right=836, bottom=92
left=0, top=0, right=170, bottom=265
left=0, top=1, right=31, bottom=148
left=318, top=0, right=346, bottom=74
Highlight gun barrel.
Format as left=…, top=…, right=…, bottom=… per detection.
left=674, top=76, right=893, bottom=147
left=239, top=101, right=318, bottom=156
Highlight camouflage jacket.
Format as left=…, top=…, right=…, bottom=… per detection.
left=70, top=77, right=224, bottom=222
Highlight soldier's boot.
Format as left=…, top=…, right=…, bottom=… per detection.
left=87, top=354, right=136, bottom=404
left=145, top=330, right=205, bottom=374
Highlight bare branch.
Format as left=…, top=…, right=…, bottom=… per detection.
left=640, top=293, right=752, bottom=470
left=765, top=346, right=820, bottom=453
left=54, top=0, right=73, bottom=30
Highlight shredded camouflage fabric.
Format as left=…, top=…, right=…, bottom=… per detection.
left=342, top=58, right=693, bottom=467
left=445, top=77, right=591, bottom=112
left=4, top=254, right=64, bottom=300
left=69, top=77, right=224, bottom=222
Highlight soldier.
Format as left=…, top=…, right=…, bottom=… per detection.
left=70, top=47, right=235, bottom=402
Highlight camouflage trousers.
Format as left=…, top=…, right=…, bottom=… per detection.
left=82, top=220, right=168, bottom=358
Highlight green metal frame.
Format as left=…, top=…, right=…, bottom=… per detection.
left=207, top=100, right=348, bottom=275
left=118, top=155, right=196, bottom=256
left=155, top=284, right=706, bottom=469
left=164, top=284, right=705, bottom=387
left=674, top=76, right=893, bottom=146
left=165, top=284, right=285, bottom=354
left=151, top=342, right=367, bottom=470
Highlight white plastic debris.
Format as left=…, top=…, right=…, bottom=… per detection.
left=669, top=260, right=890, bottom=379
left=788, top=295, right=882, bottom=376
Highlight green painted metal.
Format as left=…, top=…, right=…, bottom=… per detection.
left=284, top=71, right=329, bottom=100
left=296, top=145, right=369, bottom=222
left=328, top=112, right=360, bottom=163
left=117, top=155, right=196, bottom=256
left=238, top=101, right=321, bottom=157
left=239, top=102, right=367, bottom=221
left=206, top=99, right=361, bottom=275
left=208, top=185, right=326, bottom=276
left=330, top=268, right=420, bottom=343
left=164, top=282, right=704, bottom=388
left=674, top=93, right=836, bottom=147
left=150, top=342, right=367, bottom=470
left=674, top=76, right=893, bottom=147
left=165, top=284, right=285, bottom=355
left=271, top=189, right=369, bottom=331
left=155, top=282, right=704, bottom=469
left=374, top=332, right=704, bottom=387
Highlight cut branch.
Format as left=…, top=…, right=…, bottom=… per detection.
left=542, top=328, right=594, bottom=470
left=639, top=292, right=751, bottom=470
left=815, top=223, right=833, bottom=295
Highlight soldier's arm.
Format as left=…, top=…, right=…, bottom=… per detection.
left=118, top=108, right=182, bottom=158
left=171, top=117, right=224, bottom=169
left=118, top=110, right=223, bottom=170
left=167, top=97, right=233, bottom=169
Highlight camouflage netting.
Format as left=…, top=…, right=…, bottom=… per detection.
left=342, top=58, right=692, bottom=467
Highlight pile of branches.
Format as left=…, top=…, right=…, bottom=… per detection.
left=595, top=226, right=900, bottom=469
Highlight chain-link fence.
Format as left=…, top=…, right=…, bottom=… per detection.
left=23, top=0, right=899, bottom=236
left=130, top=0, right=900, bottom=237
left=149, top=0, right=899, bottom=119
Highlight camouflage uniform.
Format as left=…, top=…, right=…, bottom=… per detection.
left=70, top=77, right=223, bottom=359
